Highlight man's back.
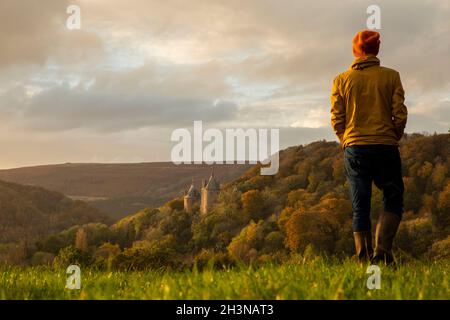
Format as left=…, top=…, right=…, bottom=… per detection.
left=331, top=55, right=407, bottom=147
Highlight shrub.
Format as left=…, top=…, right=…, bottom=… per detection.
left=396, top=217, right=435, bottom=257
left=193, top=249, right=233, bottom=270
left=227, top=221, right=264, bottom=263
left=428, top=236, right=450, bottom=260
left=53, top=246, right=93, bottom=268
left=112, top=236, right=177, bottom=270
left=263, top=231, right=285, bottom=253
left=31, top=251, right=55, bottom=266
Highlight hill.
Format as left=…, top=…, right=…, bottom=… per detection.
left=0, top=179, right=110, bottom=245
left=30, top=133, right=450, bottom=269
left=0, top=162, right=251, bottom=220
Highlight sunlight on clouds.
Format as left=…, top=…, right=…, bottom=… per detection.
left=290, top=108, right=329, bottom=129
left=0, top=0, right=448, bottom=167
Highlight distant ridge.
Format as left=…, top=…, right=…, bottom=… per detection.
left=0, top=162, right=251, bottom=219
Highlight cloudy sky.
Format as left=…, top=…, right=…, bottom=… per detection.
left=0, top=0, right=449, bottom=168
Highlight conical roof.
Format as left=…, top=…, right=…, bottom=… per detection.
left=185, top=180, right=200, bottom=198
left=205, top=169, right=220, bottom=190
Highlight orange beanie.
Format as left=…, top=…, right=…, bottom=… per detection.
left=352, top=30, right=380, bottom=58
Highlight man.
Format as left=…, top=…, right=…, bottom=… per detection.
left=330, top=30, right=408, bottom=265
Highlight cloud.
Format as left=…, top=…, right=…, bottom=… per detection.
left=0, top=0, right=448, bottom=167
left=407, top=99, right=450, bottom=133
left=0, top=0, right=103, bottom=69
left=1, top=85, right=238, bottom=132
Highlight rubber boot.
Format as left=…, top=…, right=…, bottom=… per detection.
left=353, top=231, right=373, bottom=263
left=372, top=212, right=401, bottom=266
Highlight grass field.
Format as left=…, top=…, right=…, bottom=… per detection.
left=0, top=259, right=448, bottom=300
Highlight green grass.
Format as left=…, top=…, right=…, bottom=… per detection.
left=0, top=259, right=448, bottom=300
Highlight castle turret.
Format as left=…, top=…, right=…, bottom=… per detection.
left=200, top=168, right=220, bottom=215
left=184, top=179, right=200, bottom=213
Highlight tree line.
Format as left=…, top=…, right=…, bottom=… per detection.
left=1, top=133, right=449, bottom=268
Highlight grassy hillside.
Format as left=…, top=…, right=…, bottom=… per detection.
left=2, top=133, right=448, bottom=269
left=105, top=134, right=449, bottom=264
left=0, top=180, right=110, bottom=245
left=24, top=133, right=448, bottom=272
left=1, top=259, right=448, bottom=299
left=1, top=134, right=449, bottom=301
left=0, top=163, right=250, bottom=219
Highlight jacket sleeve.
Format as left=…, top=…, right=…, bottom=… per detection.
left=392, top=72, right=408, bottom=140
left=330, top=75, right=346, bottom=144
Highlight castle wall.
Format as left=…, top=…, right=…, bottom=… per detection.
left=184, top=196, right=194, bottom=213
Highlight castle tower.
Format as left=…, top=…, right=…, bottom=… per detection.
left=200, top=168, right=220, bottom=215
left=183, top=179, right=200, bottom=213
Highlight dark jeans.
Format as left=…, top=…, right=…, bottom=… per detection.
left=344, top=145, right=404, bottom=232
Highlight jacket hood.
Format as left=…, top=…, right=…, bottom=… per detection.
left=350, top=55, right=380, bottom=70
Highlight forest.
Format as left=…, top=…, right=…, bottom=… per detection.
left=0, top=133, right=449, bottom=269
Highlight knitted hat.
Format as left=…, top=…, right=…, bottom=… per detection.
left=352, top=30, right=380, bottom=58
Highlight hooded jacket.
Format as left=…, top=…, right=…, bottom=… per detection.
left=330, top=55, right=407, bottom=148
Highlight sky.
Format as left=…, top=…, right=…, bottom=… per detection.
left=0, top=0, right=449, bottom=168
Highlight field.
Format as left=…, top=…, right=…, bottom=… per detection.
left=1, top=259, right=448, bottom=300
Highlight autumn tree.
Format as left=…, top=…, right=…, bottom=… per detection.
left=227, top=220, right=265, bottom=263
left=241, top=190, right=265, bottom=220
left=435, top=181, right=450, bottom=232
left=284, top=209, right=336, bottom=254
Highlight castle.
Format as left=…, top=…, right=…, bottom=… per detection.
left=183, top=170, right=220, bottom=214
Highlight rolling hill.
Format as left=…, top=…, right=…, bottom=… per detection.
left=0, top=162, right=251, bottom=220
left=103, top=133, right=449, bottom=268
left=0, top=179, right=110, bottom=244
left=3, top=133, right=449, bottom=268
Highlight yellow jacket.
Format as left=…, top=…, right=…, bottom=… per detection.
left=330, top=55, right=407, bottom=148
